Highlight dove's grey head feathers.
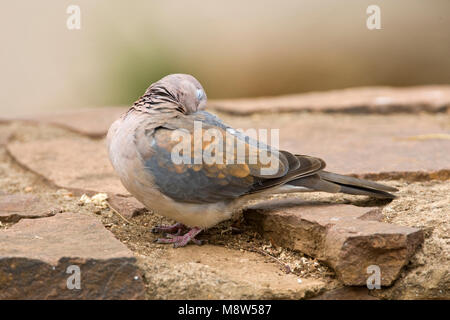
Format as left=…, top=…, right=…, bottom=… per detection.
left=133, top=74, right=207, bottom=114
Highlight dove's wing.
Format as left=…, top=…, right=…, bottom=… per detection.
left=136, top=111, right=324, bottom=204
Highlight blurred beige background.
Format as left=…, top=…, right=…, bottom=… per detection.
left=1, top=0, right=449, bottom=116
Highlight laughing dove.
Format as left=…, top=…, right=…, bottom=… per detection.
left=107, top=74, right=397, bottom=247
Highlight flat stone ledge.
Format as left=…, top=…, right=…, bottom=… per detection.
left=1, top=107, right=127, bottom=139
left=0, top=212, right=145, bottom=299
left=0, top=194, right=58, bottom=223
left=6, top=137, right=128, bottom=195
left=140, top=244, right=331, bottom=299
left=244, top=200, right=423, bottom=286
left=210, top=85, right=450, bottom=115
left=108, top=195, right=148, bottom=219
left=227, top=113, right=450, bottom=180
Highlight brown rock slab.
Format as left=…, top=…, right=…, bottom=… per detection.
left=4, top=107, right=127, bottom=138
left=224, top=113, right=450, bottom=179
left=0, top=194, right=57, bottom=223
left=141, top=244, right=329, bottom=299
left=210, top=85, right=450, bottom=114
left=0, top=212, right=145, bottom=299
left=323, top=220, right=423, bottom=286
left=7, top=137, right=128, bottom=195
left=244, top=201, right=423, bottom=286
left=6, top=110, right=449, bottom=196
left=108, top=195, right=148, bottom=219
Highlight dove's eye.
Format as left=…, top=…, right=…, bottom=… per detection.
left=196, top=88, right=205, bottom=100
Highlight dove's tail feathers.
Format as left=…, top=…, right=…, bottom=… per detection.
left=287, top=171, right=397, bottom=199
left=318, top=171, right=398, bottom=192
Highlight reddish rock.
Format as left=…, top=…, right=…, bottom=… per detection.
left=210, top=85, right=450, bottom=114
left=108, top=195, right=148, bottom=219
left=0, top=212, right=145, bottom=299
left=323, top=220, right=423, bottom=286
left=143, top=244, right=329, bottom=299
left=7, top=112, right=449, bottom=201
left=244, top=200, right=423, bottom=286
left=5, top=107, right=127, bottom=138
left=0, top=194, right=57, bottom=223
left=5, top=101, right=450, bottom=192
left=225, top=113, right=450, bottom=180
left=6, top=137, right=128, bottom=195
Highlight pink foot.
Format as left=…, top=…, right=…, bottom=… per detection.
left=151, top=222, right=186, bottom=235
left=155, top=227, right=204, bottom=248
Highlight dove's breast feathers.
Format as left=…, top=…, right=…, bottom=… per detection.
left=106, top=112, right=235, bottom=228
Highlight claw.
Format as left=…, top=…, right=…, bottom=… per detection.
left=155, top=227, right=203, bottom=248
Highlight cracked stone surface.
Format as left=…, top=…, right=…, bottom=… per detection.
left=5, top=113, right=449, bottom=198
left=0, top=212, right=145, bottom=299
left=7, top=136, right=128, bottom=195
left=107, top=195, right=148, bottom=219
left=221, top=113, right=450, bottom=180
left=139, top=245, right=328, bottom=299
left=244, top=200, right=424, bottom=286
left=0, top=194, right=58, bottom=223
left=3, top=107, right=127, bottom=139
left=210, top=85, right=450, bottom=114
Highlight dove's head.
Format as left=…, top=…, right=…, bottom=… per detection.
left=146, top=74, right=207, bottom=114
